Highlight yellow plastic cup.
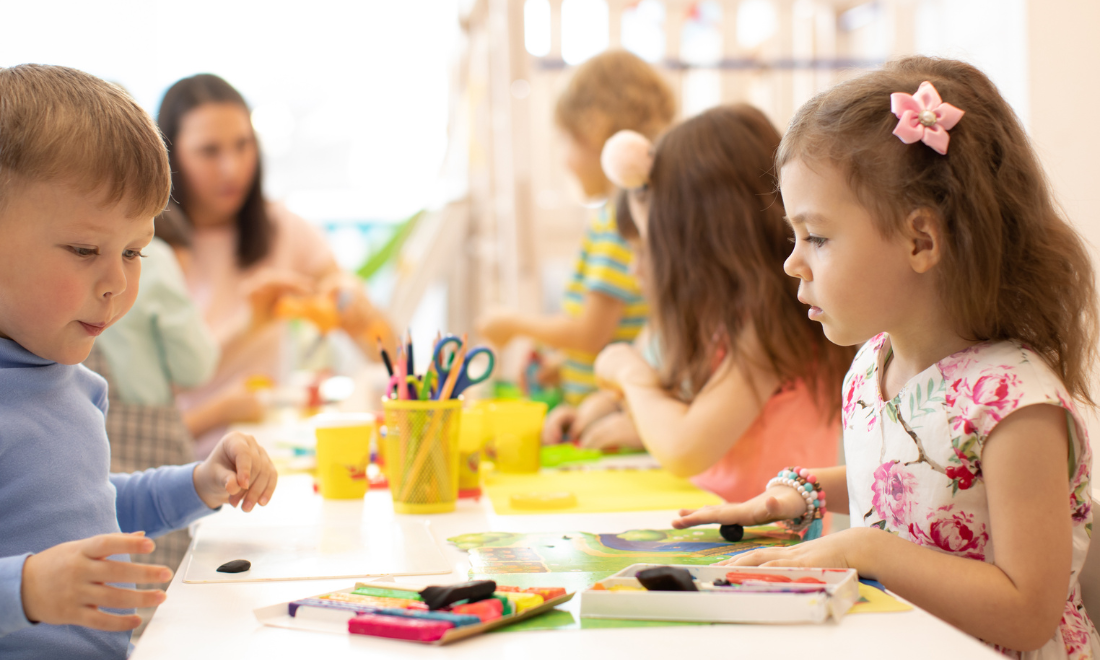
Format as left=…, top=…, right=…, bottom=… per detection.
left=383, top=399, right=463, bottom=514
left=457, top=406, right=492, bottom=495
left=487, top=400, right=547, bottom=473
left=313, top=413, right=376, bottom=499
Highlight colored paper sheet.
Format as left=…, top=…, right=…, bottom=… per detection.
left=483, top=469, right=722, bottom=515
left=849, top=583, right=912, bottom=614
left=449, top=526, right=796, bottom=586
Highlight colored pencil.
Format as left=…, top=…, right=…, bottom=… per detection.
left=377, top=337, right=394, bottom=377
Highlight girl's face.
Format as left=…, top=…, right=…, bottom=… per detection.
left=175, top=102, right=258, bottom=227
left=780, top=158, right=920, bottom=346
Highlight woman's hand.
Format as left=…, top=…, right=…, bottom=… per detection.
left=244, top=269, right=313, bottom=328
left=714, top=527, right=877, bottom=569
left=594, top=343, right=659, bottom=395
left=577, top=411, right=643, bottom=450
left=317, top=272, right=387, bottom=339
left=672, top=486, right=807, bottom=530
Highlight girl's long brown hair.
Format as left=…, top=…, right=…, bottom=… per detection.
left=619, top=104, right=854, bottom=416
left=778, top=57, right=1098, bottom=403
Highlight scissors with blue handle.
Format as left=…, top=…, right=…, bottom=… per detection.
left=432, top=335, right=495, bottom=399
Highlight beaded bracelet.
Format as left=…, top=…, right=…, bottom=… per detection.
left=766, top=466, right=826, bottom=535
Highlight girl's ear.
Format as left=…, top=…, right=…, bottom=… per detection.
left=904, top=207, right=944, bottom=274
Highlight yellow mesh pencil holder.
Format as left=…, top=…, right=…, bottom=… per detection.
left=382, top=399, right=463, bottom=514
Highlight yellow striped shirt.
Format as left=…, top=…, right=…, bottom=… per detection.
left=560, top=204, right=648, bottom=404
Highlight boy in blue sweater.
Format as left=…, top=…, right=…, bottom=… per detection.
left=0, top=65, right=279, bottom=658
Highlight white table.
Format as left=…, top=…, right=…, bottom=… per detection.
left=132, top=474, right=1000, bottom=660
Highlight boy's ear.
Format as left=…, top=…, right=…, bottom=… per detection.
left=903, top=207, right=944, bottom=274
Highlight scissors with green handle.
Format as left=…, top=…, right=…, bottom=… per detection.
left=432, top=335, right=495, bottom=399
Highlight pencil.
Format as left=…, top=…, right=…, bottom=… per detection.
left=377, top=337, right=394, bottom=377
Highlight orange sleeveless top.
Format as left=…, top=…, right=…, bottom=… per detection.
left=689, top=379, right=840, bottom=502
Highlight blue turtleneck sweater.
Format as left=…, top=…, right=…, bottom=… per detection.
left=0, top=338, right=211, bottom=659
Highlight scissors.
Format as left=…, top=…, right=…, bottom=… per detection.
left=387, top=374, right=422, bottom=400
left=432, top=335, right=495, bottom=399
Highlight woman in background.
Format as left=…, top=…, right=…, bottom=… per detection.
left=160, top=74, right=394, bottom=457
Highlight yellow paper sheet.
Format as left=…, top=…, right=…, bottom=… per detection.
left=849, top=583, right=913, bottom=614
left=483, top=469, right=722, bottom=515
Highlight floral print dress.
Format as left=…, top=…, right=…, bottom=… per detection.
left=844, top=334, right=1099, bottom=659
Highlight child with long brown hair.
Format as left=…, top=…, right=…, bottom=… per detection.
left=593, top=104, right=854, bottom=503
left=675, top=57, right=1100, bottom=657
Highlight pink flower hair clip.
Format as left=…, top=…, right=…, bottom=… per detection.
left=890, top=81, right=964, bottom=155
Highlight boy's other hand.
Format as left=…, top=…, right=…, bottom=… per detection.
left=21, top=532, right=170, bottom=631
left=193, top=431, right=278, bottom=511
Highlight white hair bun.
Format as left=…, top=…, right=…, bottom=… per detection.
left=601, top=130, right=653, bottom=190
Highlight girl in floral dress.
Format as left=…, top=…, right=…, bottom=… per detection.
left=673, top=56, right=1100, bottom=659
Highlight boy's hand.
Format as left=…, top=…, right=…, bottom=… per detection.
left=193, top=431, right=278, bottom=512
left=594, top=344, right=658, bottom=394
left=541, top=405, right=577, bottom=445
left=672, top=486, right=807, bottom=530
left=21, top=533, right=171, bottom=631
left=476, top=309, right=520, bottom=348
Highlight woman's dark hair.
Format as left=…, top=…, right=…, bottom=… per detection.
left=157, top=74, right=272, bottom=269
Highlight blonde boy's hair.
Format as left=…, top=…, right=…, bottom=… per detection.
left=0, top=64, right=170, bottom=217
left=555, top=50, right=676, bottom=146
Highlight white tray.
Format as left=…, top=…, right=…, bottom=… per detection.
left=183, top=520, right=450, bottom=583
left=580, top=564, right=860, bottom=624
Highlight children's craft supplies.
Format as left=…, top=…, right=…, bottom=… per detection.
left=485, top=400, right=546, bottom=473
left=420, top=580, right=498, bottom=610
left=719, top=524, right=744, bottom=542
left=348, top=613, right=452, bottom=641
left=636, top=566, right=698, bottom=592
left=313, top=413, right=375, bottom=499
left=581, top=564, right=860, bottom=624
left=509, top=491, right=578, bottom=510
left=383, top=398, right=463, bottom=514
left=216, top=559, right=251, bottom=573
left=451, top=598, right=502, bottom=622
left=431, top=334, right=495, bottom=400
left=255, top=580, right=575, bottom=646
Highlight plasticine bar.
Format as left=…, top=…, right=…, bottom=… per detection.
left=451, top=598, right=503, bottom=622
left=496, top=586, right=567, bottom=601
left=289, top=598, right=377, bottom=623
left=488, top=594, right=513, bottom=616
left=376, top=608, right=480, bottom=628
left=348, top=613, right=453, bottom=642
left=319, top=592, right=428, bottom=610
left=352, top=586, right=424, bottom=601
left=497, top=591, right=543, bottom=613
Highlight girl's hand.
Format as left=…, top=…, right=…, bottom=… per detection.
left=672, top=486, right=807, bottom=529
left=476, top=308, right=521, bottom=348
left=193, top=431, right=278, bottom=512
left=21, top=533, right=171, bottom=631
left=542, top=405, right=577, bottom=445
left=578, top=412, right=644, bottom=450
left=572, top=391, right=622, bottom=437
left=594, top=343, right=658, bottom=394
left=715, top=527, right=876, bottom=569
